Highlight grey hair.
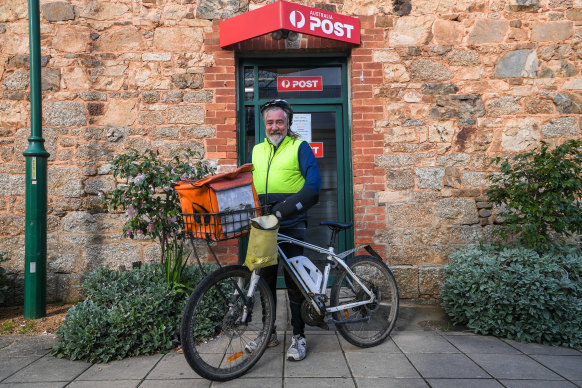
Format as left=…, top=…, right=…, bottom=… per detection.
left=261, top=106, right=299, bottom=139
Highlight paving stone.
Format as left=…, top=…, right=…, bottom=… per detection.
left=469, top=354, right=563, bottom=380
left=0, top=335, right=56, bottom=358
left=530, top=355, right=582, bottom=381
left=354, top=378, right=428, bottom=387
left=67, top=381, right=140, bottom=388
left=240, top=346, right=283, bottom=378
left=502, top=339, right=582, bottom=356
left=297, top=332, right=340, bottom=353
left=338, top=335, right=401, bottom=353
left=140, top=379, right=211, bottom=388
left=76, top=354, right=162, bottom=381
left=391, top=332, right=459, bottom=353
left=443, top=334, right=521, bottom=354
left=285, top=350, right=350, bottom=378
left=0, top=356, right=39, bottom=380
left=3, top=354, right=91, bottom=383
left=408, top=353, right=489, bottom=379
left=427, top=379, right=503, bottom=388
left=500, top=380, right=578, bottom=388
left=146, top=352, right=202, bottom=380
left=285, top=377, right=355, bottom=387
left=0, top=383, right=66, bottom=388
left=346, top=352, right=420, bottom=378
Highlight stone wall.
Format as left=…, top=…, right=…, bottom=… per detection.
left=0, top=0, right=581, bottom=303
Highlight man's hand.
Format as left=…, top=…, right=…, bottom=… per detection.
left=271, top=187, right=319, bottom=219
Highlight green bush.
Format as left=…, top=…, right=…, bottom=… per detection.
left=0, top=253, right=9, bottom=305
left=440, top=245, right=582, bottom=348
left=488, top=140, right=582, bottom=251
left=53, top=263, right=215, bottom=363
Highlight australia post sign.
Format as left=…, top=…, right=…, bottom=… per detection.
left=220, top=1, right=360, bottom=47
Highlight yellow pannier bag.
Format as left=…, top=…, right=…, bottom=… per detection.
left=244, top=215, right=279, bottom=271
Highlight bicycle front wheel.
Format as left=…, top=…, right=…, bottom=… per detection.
left=180, top=265, right=275, bottom=381
left=330, top=255, right=399, bottom=347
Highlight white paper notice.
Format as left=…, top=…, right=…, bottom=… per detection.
left=291, top=114, right=312, bottom=142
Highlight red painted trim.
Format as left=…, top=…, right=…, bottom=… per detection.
left=220, top=0, right=360, bottom=47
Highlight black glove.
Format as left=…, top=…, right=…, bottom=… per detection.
left=271, top=187, right=319, bottom=219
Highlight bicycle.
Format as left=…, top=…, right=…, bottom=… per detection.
left=178, top=206, right=399, bottom=381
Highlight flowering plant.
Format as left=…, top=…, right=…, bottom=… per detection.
left=100, top=148, right=215, bottom=290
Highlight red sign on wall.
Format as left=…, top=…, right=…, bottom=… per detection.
left=220, top=1, right=360, bottom=47
left=278, top=76, right=323, bottom=92
left=309, top=142, right=324, bottom=158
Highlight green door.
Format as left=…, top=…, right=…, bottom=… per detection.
left=237, top=57, right=353, bottom=269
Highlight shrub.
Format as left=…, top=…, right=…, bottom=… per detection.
left=0, top=253, right=9, bottom=305
left=440, top=244, right=582, bottom=348
left=53, top=263, right=215, bottom=363
left=100, top=148, right=215, bottom=291
left=488, top=140, right=582, bottom=251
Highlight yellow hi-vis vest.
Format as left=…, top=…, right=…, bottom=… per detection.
left=252, top=136, right=305, bottom=195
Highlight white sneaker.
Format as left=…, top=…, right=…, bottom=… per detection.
left=286, top=335, right=306, bottom=361
left=245, top=332, right=279, bottom=353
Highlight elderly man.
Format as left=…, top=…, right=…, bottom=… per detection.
left=246, top=99, right=321, bottom=361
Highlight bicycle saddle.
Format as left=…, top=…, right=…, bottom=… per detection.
left=321, top=221, right=352, bottom=231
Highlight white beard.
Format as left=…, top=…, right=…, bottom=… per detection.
left=267, top=133, right=285, bottom=146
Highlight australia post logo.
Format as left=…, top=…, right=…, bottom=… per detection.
left=283, top=2, right=360, bottom=44
left=278, top=76, right=323, bottom=92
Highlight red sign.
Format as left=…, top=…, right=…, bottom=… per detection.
left=220, top=1, right=360, bottom=47
left=310, top=142, right=324, bottom=158
left=278, top=76, right=323, bottom=92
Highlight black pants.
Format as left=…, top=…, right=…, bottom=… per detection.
left=259, top=226, right=306, bottom=336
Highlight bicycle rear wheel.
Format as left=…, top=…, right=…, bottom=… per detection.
left=180, top=265, right=275, bottom=381
left=330, top=255, right=399, bottom=347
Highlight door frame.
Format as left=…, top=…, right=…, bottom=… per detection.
left=235, top=55, right=354, bottom=256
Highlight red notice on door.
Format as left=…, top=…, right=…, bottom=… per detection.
left=278, top=76, right=323, bottom=92
left=310, top=142, right=323, bottom=158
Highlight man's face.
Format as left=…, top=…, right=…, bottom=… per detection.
left=264, top=108, right=288, bottom=146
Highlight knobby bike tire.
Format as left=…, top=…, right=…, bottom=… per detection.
left=180, top=265, right=275, bottom=381
left=330, top=255, right=399, bottom=347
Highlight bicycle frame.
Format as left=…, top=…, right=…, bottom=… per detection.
left=257, top=233, right=377, bottom=316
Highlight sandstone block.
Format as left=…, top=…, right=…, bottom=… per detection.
left=0, top=34, right=28, bottom=55
left=43, top=101, right=87, bottom=127
left=156, top=141, right=205, bottom=159
left=85, top=243, right=142, bottom=271
left=80, top=1, right=129, bottom=20
left=183, top=91, right=213, bottom=103
left=494, top=49, right=538, bottom=78
left=94, top=26, right=146, bottom=52
left=386, top=170, right=415, bottom=190
left=502, top=117, right=541, bottom=152
left=447, top=49, right=481, bottom=66
left=531, top=22, right=573, bottom=42
left=172, top=74, right=204, bottom=89
left=49, top=167, right=84, bottom=197
left=78, top=91, right=107, bottom=101
left=151, top=127, right=179, bottom=140
left=376, top=154, right=418, bottom=168
left=462, top=171, right=489, bottom=188
left=14, top=127, right=58, bottom=162
left=385, top=126, right=417, bottom=143
left=3, top=70, right=29, bottom=90
left=508, top=0, right=541, bottom=11
left=422, top=83, right=459, bottom=95
left=42, top=68, right=61, bottom=91
left=541, top=60, right=578, bottom=78
left=100, top=99, right=137, bottom=127
left=525, top=99, right=554, bottom=114
left=77, top=141, right=114, bottom=161
left=486, top=96, right=522, bottom=116
left=563, top=79, right=582, bottom=90
left=435, top=94, right=486, bottom=119
left=197, top=0, right=248, bottom=19
left=0, top=0, right=28, bottom=22
left=389, top=15, right=433, bottom=46
left=419, top=266, right=444, bottom=297
left=416, top=168, right=445, bottom=190
left=181, top=126, right=216, bottom=138
left=162, top=90, right=184, bottom=103
left=435, top=198, right=478, bottom=224
left=409, top=59, right=453, bottom=81
left=41, top=2, right=74, bottom=22
left=138, top=112, right=164, bottom=125
left=0, top=174, right=25, bottom=195
left=433, top=19, right=464, bottom=45
left=372, top=50, right=400, bottom=63
left=52, top=25, right=92, bottom=53
left=384, top=64, right=410, bottom=82
left=142, top=91, right=160, bottom=103
left=391, top=266, right=419, bottom=299
left=167, top=105, right=204, bottom=124
left=153, top=27, right=203, bottom=52
left=436, top=153, right=471, bottom=166
left=428, top=121, right=455, bottom=143
left=553, top=92, right=582, bottom=114
left=467, top=19, right=508, bottom=45
left=84, top=176, right=116, bottom=195
left=542, top=117, right=579, bottom=138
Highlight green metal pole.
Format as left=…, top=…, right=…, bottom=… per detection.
left=23, top=0, right=49, bottom=319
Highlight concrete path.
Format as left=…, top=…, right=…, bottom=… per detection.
left=1, top=295, right=581, bottom=387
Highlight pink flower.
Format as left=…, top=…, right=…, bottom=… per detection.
left=126, top=205, right=137, bottom=218
left=147, top=223, right=154, bottom=233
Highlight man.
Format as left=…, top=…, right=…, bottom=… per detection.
left=247, top=99, right=321, bottom=361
